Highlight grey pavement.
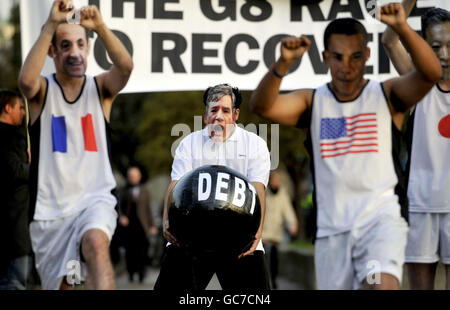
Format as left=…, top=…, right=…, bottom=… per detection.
left=115, top=265, right=304, bottom=290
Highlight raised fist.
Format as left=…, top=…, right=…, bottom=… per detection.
left=48, top=0, right=75, bottom=24
left=80, top=5, right=105, bottom=32
left=280, top=35, right=311, bottom=64
left=379, top=2, right=407, bottom=30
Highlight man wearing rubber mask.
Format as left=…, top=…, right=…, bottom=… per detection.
left=155, top=84, right=271, bottom=290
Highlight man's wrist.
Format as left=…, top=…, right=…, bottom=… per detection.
left=271, top=59, right=292, bottom=78
left=271, top=64, right=285, bottom=79
left=93, top=23, right=108, bottom=36
left=392, top=22, right=411, bottom=37
left=42, top=20, right=59, bottom=36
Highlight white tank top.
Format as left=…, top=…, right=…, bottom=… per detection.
left=33, top=74, right=117, bottom=220
left=407, top=85, right=450, bottom=212
left=310, top=80, right=400, bottom=237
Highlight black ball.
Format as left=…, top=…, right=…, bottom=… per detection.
left=168, top=165, right=261, bottom=257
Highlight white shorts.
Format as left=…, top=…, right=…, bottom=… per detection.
left=315, top=214, right=408, bottom=290
left=405, top=212, right=450, bottom=265
left=30, top=204, right=117, bottom=290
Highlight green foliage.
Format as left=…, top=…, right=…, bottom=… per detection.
left=301, top=192, right=313, bottom=209
left=0, top=3, right=21, bottom=90
left=240, top=91, right=308, bottom=165
left=133, top=91, right=205, bottom=176
left=108, top=92, right=150, bottom=177
left=289, top=240, right=315, bottom=251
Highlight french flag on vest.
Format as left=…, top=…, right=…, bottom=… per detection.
left=51, top=113, right=98, bottom=153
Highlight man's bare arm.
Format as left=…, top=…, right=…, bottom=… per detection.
left=249, top=36, right=313, bottom=127
left=380, top=3, right=441, bottom=113
left=381, top=0, right=416, bottom=75
left=162, top=180, right=179, bottom=246
left=79, top=5, right=133, bottom=118
left=18, top=0, right=72, bottom=120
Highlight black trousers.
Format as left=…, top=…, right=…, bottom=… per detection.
left=263, top=243, right=279, bottom=289
left=154, top=245, right=270, bottom=290
left=124, top=222, right=149, bottom=278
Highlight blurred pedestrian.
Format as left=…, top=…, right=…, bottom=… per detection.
left=119, top=166, right=157, bottom=283
left=262, top=170, right=298, bottom=289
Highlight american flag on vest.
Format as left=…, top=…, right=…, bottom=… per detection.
left=320, top=112, right=378, bottom=158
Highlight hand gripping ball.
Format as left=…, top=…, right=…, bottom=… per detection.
left=168, top=165, right=261, bottom=257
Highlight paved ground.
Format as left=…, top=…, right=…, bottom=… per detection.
left=115, top=265, right=304, bottom=290
left=116, top=262, right=449, bottom=290
left=114, top=247, right=448, bottom=290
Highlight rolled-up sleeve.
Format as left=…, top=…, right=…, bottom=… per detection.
left=247, top=136, right=271, bottom=188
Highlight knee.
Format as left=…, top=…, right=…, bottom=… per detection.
left=363, top=273, right=399, bottom=290
left=82, top=229, right=109, bottom=261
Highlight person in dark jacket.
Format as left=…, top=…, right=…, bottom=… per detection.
left=0, top=89, right=31, bottom=290
left=118, top=166, right=157, bottom=283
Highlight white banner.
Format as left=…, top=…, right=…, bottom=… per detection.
left=20, top=0, right=449, bottom=93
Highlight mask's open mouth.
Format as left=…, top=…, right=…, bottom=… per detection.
left=213, top=124, right=223, bottom=132
left=210, top=124, right=225, bottom=140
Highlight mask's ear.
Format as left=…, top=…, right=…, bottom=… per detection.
left=365, top=46, right=371, bottom=62
left=322, top=50, right=329, bottom=65
left=48, top=44, right=55, bottom=58
left=233, top=108, right=240, bottom=122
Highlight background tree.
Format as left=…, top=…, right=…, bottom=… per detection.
left=0, top=3, right=21, bottom=90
